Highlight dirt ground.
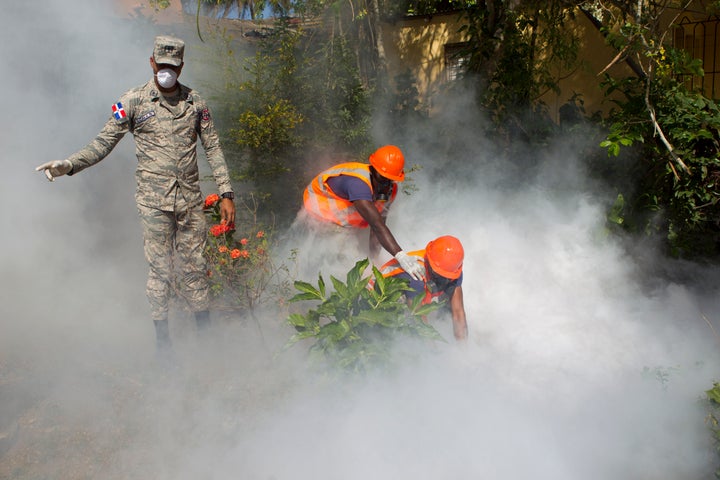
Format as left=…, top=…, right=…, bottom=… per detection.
left=0, top=311, right=305, bottom=480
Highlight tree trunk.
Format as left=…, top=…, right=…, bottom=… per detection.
left=367, top=0, right=388, bottom=92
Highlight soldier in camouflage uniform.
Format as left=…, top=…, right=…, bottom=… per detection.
left=36, top=35, right=235, bottom=353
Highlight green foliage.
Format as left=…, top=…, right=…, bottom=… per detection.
left=641, top=365, right=679, bottom=390
left=706, top=382, right=720, bottom=478
left=452, top=2, right=581, bottom=158
left=148, top=0, right=171, bottom=10
left=309, top=35, right=372, bottom=151
left=386, top=0, right=477, bottom=17
left=383, top=68, right=428, bottom=137
left=285, top=259, right=445, bottom=374
left=202, top=193, right=293, bottom=312
left=459, top=3, right=580, bottom=115
left=232, top=21, right=306, bottom=182
left=213, top=17, right=372, bottom=227
left=709, top=382, right=720, bottom=404
left=235, top=96, right=304, bottom=172
left=599, top=128, right=643, bottom=158
left=597, top=38, right=720, bottom=258
left=580, top=4, right=720, bottom=256
left=606, top=193, right=625, bottom=226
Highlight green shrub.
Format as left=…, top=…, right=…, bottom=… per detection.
left=202, top=193, right=293, bottom=313
left=285, top=259, right=445, bottom=374
left=707, top=382, right=720, bottom=478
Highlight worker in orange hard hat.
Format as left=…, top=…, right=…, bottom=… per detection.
left=373, top=235, right=468, bottom=341
left=301, top=145, right=424, bottom=280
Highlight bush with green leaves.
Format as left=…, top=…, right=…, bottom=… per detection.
left=201, top=193, right=293, bottom=314
left=285, top=259, right=445, bottom=374
left=599, top=60, right=720, bottom=257
left=203, top=18, right=373, bottom=229
left=707, top=381, right=720, bottom=478
left=596, top=17, right=720, bottom=258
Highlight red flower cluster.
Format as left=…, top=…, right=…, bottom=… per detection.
left=204, top=193, right=220, bottom=208
left=210, top=223, right=233, bottom=237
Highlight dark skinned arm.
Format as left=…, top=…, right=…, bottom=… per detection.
left=450, top=286, right=468, bottom=341
left=407, top=286, right=468, bottom=342
left=368, top=208, right=391, bottom=261
left=353, top=199, right=402, bottom=260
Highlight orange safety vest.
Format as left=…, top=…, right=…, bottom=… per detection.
left=303, top=162, right=398, bottom=228
left=375, top=249, right=457, bottom=305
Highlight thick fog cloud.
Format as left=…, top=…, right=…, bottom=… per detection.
left=2, top=1, right=157, bottom=366
left=1, top=1, right=719, bottom=479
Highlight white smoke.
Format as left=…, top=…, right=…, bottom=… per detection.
left=1, top=1, right=719, bottom=479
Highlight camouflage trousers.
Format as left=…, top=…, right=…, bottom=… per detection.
left=138, top=204, right=209, bottom=321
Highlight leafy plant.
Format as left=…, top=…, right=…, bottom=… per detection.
left=212, top=17, right=372, bottom=228
left=706, top=382, right=720, bottom=478
left=202, top=193, right=293, bottom=313
left=592, top=6, right=720, bottom=258
left=285, top=259, right=445, bottom=374
left=641, top=365, right=679, bottom=390
left=232, top=22, right=306, bottom=183
left=459, top=3, right=580, bottom=118
left=148, top=0, right=170, bottom=10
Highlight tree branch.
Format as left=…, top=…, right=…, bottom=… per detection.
left=643, top=66, right=690, bottom=177
left=577, top=4, right=646, bottom=78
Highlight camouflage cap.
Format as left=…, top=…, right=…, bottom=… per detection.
left=153, top=35, right=184, bottom=66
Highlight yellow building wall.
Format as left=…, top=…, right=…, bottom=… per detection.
left=538, top=7, right=720, bottom=121
left=382, top=12, right=469, bottom=113
left=537, top=11, right=635, bottom=123
left=382, top=10, right=635, bottom=123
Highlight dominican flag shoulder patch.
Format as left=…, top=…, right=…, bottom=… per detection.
left=112, top=102, right=127, bottom=121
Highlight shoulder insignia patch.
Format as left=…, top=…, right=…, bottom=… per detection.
left=112, top=102, right=127, bottom=122
left=200, top=108, right=211, bottom=122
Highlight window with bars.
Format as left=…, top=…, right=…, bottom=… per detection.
left=672, top=16, right=720, bottom=100
left=444, top=42, right=469, bottom=82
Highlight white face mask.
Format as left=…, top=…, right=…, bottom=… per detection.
left=156, top=68, right=178, bottom=89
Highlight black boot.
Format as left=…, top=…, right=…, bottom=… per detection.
left=195, top=310, right=211, bottom=331
left=154, top=319, right=172, bottom=351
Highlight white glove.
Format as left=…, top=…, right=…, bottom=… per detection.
left=36, top=160, right=72, bottom=182
left=394, top=250, right=424, bottom=281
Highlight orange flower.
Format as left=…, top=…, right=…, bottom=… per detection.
left=218, top=245, right=228, bottom=253
left=240, top=250, right=250, bottom=258
left=204, top=193, right=220, bottom=208
left=256, top=247, right=265, bottom=255
left=240, top=238, right=248, bottom=245
left=230, top=249, right=242, bottom=259
left=256, top=230, right=265, bottom=238
left=210, top=223, right=232, bottom=237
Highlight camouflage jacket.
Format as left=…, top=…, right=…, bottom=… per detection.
left=66, top=80, right=233, bottom=211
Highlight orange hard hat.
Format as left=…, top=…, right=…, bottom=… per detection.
left=369, top=145, right=405, bottom=181
left=425, top=235, right=464, bottom=280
